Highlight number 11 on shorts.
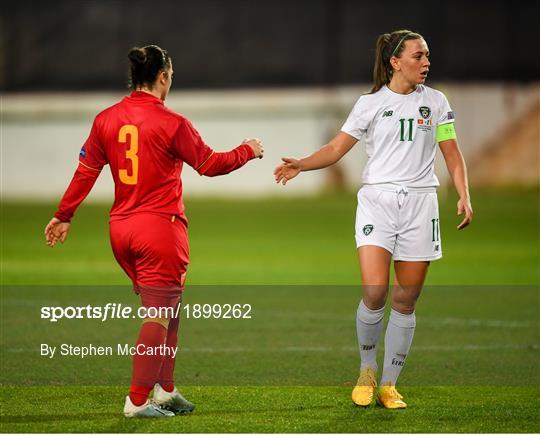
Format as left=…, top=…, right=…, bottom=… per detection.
left=431, top=218, right=440, bottom=242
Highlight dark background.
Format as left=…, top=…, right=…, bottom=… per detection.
left=1, top=0, right=538, bottom=91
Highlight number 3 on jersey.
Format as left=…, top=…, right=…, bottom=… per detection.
left=118, top=125, right=138, bottom=185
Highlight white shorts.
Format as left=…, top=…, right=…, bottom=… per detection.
left=355, top=184, right=442, bottom=261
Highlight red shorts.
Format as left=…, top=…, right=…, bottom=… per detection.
left=109, top=213, right=189, bottom=308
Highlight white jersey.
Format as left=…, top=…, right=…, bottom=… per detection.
left=341, top=84, right=455, bottom=188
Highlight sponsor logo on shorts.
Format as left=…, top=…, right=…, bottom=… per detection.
left=362, top=225, right=373, bottom=236
left=447, top=111, right=455, bottom=120
left=435, top=245, right=440, bottom=252
left=79, top=146, right=86, bottom=158
left=419, top=106, right=431, bottom=119
left=382, top=110, right=393, bottom=117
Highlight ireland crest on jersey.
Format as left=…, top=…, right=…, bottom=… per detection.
left=419, top=106, right=431, bottom=119
left=363, top=225, right=373, bottom=236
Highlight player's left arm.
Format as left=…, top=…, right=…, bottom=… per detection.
left=439, top=136, right=473, bottom=230
left=171, top=118, right=261, bottom=177
left=45, top=164, right=101, bottom=247
left=45, top=217, right=71, bottom=247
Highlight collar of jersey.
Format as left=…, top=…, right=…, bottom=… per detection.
left=129, top=91, right=164, bottom=105
left=383, top=84, right=423, bottom=97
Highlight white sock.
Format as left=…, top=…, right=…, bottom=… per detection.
left=356, top=300, right=385, bottom=371
left=380, top=309, right=416, bottom=386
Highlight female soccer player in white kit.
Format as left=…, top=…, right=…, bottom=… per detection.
left=274, top=29, right=473, bottom=409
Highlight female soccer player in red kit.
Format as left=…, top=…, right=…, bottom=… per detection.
left=44, top=45, right=264, bottom=417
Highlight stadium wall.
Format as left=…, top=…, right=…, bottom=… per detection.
left=3, top=0, right=539, bottom=90
left=2, top=83, right=539, bottom=200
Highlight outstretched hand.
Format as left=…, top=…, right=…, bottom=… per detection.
left=456, top=197, right=473, bottom=230
left=44, top=217, right=71, bottom=247
left=243, top=138, right=264, bottom=159
left=274, top=157, right=302, bottom=185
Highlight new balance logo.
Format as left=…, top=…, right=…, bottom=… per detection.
left=361, top=345, right=375, bottom=351
left=391, top=358, right=405, bottom=366
left=382, top=110, right=393, bottom=118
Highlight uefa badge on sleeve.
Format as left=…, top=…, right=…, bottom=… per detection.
left=363, top=225, right=373, bottom=236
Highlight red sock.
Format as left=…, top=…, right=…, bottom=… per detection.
left=160, top=383, right=175, bottom=393
left=129, top=321, right=167, bottom=406
left=129, top=385, right=153, bottom=406
left=158, top=312, right=180, bottom=393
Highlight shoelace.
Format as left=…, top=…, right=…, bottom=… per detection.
left=358, top=369, right=376, bottom=387
left=386, top=385, right=403, bottom=400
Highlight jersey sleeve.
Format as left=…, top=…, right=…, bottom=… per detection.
left=78, top=118, right=107, bottom=171
left=197, top=144, right=255, bottom=177
left=171, top=118, right=255, bottom=176
left=54, top=165, right=101, bottom=222
left=54, top=120, right=107, bottom=222
left=171, top=118, right=215, bottom=172
left=436, top=93, right=455, bottom=125
left=341, top=96, right=370, bottom=140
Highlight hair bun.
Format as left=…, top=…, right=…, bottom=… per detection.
left=128, top=47, right=147, bottom=65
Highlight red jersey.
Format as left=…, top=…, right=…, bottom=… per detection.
left=55, top=91, right=255, bottom=223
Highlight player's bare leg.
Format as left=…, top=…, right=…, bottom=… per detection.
left=392, top=261, right=429, bottom=314
left=358, top=246, right=392, bottom=309
left=377, top=260, right=429, bottom=409
left=352, top=246, right=392, bottom=406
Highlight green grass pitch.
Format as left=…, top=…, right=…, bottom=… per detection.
left=1, top=188, right=539, bottom=432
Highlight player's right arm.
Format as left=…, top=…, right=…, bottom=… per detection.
left=45, top=119, right=106, bottom=247
left=274, top=132, right=357, bottom=185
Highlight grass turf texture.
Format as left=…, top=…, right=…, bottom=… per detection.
left=1, top=386, right=538, bottom=433
left=1, top=188, right=539, bottom=432
left=3, top=189, right=539, bottom=286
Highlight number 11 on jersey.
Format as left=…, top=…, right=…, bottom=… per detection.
left=399, top=118, right=414, bottom=141
left=118, top=125, right=139, bottom=185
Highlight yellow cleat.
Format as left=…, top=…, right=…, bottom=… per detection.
left=351, top=367, right=377, bottom=407
left=376, top=384, right=407, bottom=409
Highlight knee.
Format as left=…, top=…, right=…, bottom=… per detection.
left=362, top=285, right=388, bottom=310
left=391, top=288, right=421, bottom=314
left=391, top=295, right=417, bottom=314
